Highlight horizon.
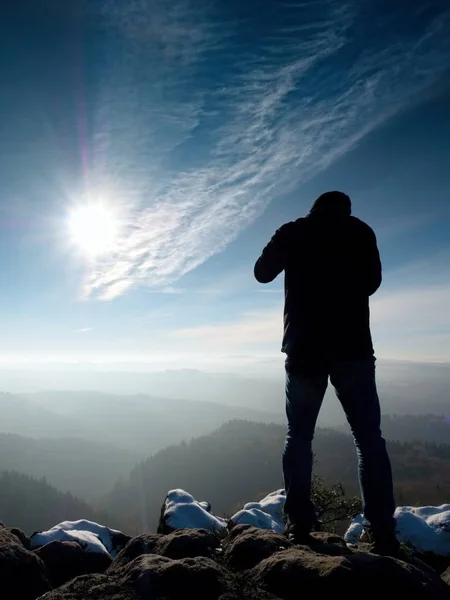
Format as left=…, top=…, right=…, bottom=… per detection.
left=1, top=1, right=449, bottom=366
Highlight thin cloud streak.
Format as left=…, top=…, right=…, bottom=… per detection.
left=83, top=1, right=450, bottom=299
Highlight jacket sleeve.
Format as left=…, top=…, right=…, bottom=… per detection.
left=364, top=225, right=382, bottom=296
left=254, top=223, right=293, bottom=284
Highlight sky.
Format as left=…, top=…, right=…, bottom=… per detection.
left=0, top=0, right=449, bottom=367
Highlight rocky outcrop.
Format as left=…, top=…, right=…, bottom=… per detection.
left=33, top=527, right=450, bottom=600
left=1, top=521, right=450, bottom=600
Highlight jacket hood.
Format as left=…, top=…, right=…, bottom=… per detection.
left=308, top=191, right=352, bottom=219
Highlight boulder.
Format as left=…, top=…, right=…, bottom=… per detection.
left=35, top=541, right=88, bottom=588
left=31, top=520, right=131, bottom=558
left=0, top=528, right=50, bottom=600
left=36, top=573, right=138, bottom=600
left=8, top=528, right=30, bottom=549
left=158, top=490, right=228, bottom=535
left=108, top=534, right=162, bottom=573
left=251, top=546, right=450, bottom=600
left=442, top=566, right=450, bottom=585
left=119, top=554, right=230, bottom=600
left=156, top=529, right=221, bottom=560
left=224, top=525, right=291, bottom=570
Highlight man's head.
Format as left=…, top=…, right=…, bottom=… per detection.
left=309, top=191, right=351, bottom=218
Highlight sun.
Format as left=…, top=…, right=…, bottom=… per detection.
left=68, top=202, right=120, bottom=258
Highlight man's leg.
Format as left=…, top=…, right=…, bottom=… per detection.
left=330, top=357, right=397, bottom=545
left=283, top=368, right=328, bottom=533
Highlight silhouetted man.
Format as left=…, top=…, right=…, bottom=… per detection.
left=254, top=191, right=398, bottom=556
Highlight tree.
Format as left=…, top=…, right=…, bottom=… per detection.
left=311, top=475, right=362, bottom=532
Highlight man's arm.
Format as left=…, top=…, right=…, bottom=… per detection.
left=363, top=224, right=382, bottom=296
left=254, top=223, right=293, bottom=284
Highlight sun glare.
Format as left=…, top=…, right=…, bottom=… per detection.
left=68, top=203, right=119, bottom=258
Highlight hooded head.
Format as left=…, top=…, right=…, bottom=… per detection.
left=308, top=191, right=351, bottom=219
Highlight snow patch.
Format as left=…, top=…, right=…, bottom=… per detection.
left=164, top=489, right=228, bottom=533
left=230, top=489, right=286, bottom=534
left=345, top=505, right=450, bottom=555
left=30, top=519, right=126, bottom=557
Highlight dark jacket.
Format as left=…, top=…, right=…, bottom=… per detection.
left=254, top=192, right=382, bottom=373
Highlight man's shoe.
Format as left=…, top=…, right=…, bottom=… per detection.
left=368, top=529, right=401, bottom=558
left=285, top=523, right=314, bottom=545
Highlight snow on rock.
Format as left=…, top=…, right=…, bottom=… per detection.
left=30, top=520, right=127, bottom=557
left=345, top=505, right=450, bottom=555
left=230, top=490, right=286, bottom=534
left=30, top=528, right=110, bottom=556
left=163, top=489, right=228, bottom=534
left=395, top=505, right=450, bottom=555
left=343, top=514, right=366, bottom=545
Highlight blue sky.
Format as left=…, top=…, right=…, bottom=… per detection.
left=0, top=0, right=449, bottom=366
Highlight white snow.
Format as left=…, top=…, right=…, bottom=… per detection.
left=30, top=519, right=126, bottom=557
left=164, top=489, right=228, bottom=534
left=345, top=505, right=450, bottom=555
left=343, top=514, right=366, bottom=545
left=30, top=528, right=110, bottom=556
left=230, top=490, right=286, bottom=534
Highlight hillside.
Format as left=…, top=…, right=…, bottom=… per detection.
left=0, top=434, right=140, bottom=501
left=15, top=390, right=283, bottom=454
left=380, top=414, right=450, bottom=445
left=0, top=471, right=114, bottom=534
left=105, top=420, right=450, bottom=533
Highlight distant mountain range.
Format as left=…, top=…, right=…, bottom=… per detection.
left=0, top=359, right=448, bottom=428
left=0, top=390, right=283, bottom=456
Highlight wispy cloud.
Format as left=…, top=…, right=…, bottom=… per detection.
left=171, top=307, right=283, bottom=349
left=76, top=327, right=92, bottom=333
left=83, top=0, right=450, bottom=299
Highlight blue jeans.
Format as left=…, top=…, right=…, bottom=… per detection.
left=283, top=357, right=396, bottom=532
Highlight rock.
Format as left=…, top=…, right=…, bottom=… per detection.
left=442, top=566, right=450, bottom=585
left=156, top=529, right=221, bottom=560
left=31, top=520, right=130, bottom=558
left=224, top=525, right=292, bottom=570
left=109, top=529, right=221, bottom=575
left=119, top=554, right=230, bottom=600
left=346, top=505, right=450, bottom=556
left=229, top=490, right=286, bottom=534
left=308, top=531, right=354, bottom=556
left=108, top=534, right=162, bottom=573
left=0, top=528, right=50, bottom=600
left=36, top=573, right=139, bottom=599
left=251, top=546, right=450, bottom=599
left=158, top=490, right=228, bottom=535
left=35, top=541, right=88, bottom=588
left=8, top=528, right=30, bottom=549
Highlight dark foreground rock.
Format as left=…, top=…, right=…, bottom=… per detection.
left=0, top=528, right=50, bottom=600
left=251, top=545, right=450, bottom=600
left=35, top=541, right=89, bottom=588
left=0, top=526, right=447, bottom=600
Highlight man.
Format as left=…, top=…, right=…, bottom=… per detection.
left=254, top=191, right=399, bottom=556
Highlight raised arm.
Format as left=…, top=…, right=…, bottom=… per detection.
left=254, top=223, right=293, bottom=284
left=362, top=223, right=382, bottom=296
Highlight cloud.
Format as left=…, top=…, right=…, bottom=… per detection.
left=371, top=285, right=450, bottom=333
left=171, top=307, right=283, bottom=349
left=76, top=327, right=92, bottom=333
left=83, top=0, right=450, bottom=299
